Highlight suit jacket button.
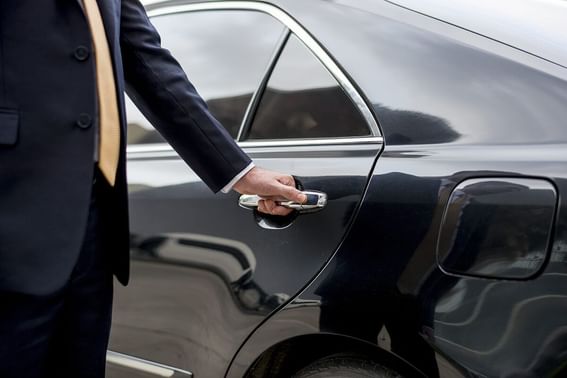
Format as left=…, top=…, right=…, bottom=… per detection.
left=76, top=113, right=92, bottom=129
left=74, top=46, right=90, bottom=61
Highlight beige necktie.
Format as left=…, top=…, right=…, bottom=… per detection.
left=83, top=0, right=120, bottom=186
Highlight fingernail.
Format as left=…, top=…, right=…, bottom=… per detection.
left=299, top=193, right=307, bottom=203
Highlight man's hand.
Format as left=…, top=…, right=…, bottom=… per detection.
left=233, top=167, right=307, bottom=216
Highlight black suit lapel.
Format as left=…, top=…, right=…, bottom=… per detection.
left=95, top=0, right=119, bottom=53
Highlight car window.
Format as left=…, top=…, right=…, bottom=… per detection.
left=127, top=10, right=285, bottom=145
left=245, top=34, right=370, bottom=140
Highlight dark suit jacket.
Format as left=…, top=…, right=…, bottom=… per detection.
left=0, top=0, right=251, bottom=295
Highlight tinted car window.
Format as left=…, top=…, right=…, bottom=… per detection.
left=246, top=34, right=370, bottom=140
left=127, top=10, right=284, bottom=144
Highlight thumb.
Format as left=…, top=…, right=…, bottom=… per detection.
left=278, top=183, right=307, bottom=203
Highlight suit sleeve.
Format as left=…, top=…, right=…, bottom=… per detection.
left=119, top=0, right=252, bottom=193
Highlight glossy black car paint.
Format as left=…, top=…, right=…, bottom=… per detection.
left=109, top=1, right=567, bottom=377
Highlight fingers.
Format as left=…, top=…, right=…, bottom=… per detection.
left=257, top=199, right=275, bottom=214
left=258, top=199, right=294, bottom=216
left=257, top=175, right=306, bottom=217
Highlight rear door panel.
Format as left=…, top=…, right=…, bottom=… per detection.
left=111, top=141, right=380, bottom=377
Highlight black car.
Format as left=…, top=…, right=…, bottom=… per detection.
left=107, top=0, right=567, bottom=377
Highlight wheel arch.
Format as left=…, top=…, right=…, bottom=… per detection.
left=243, top=333, right=426, bottom=378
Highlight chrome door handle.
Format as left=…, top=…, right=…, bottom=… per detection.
left=239, top=190, right=327, bottom=213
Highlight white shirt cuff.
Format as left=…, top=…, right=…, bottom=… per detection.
left=221, top=162, right=255, bottom=193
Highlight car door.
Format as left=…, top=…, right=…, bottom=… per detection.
left=107, top=3, right=383, bottom=378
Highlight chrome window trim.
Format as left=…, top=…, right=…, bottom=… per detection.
left=238, top=136, right=384, bottom=148
left=128, top=143, right=171, bottom=154
left=236, top=28, right=290, bottom=141
left=106, top=351, right=193, bottom=377
left=129, top=1, right=381, bottom=154
left=127, top=136, right=384, bottom=159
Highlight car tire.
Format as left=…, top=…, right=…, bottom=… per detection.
left=292, top=354, right=403, bottom=378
